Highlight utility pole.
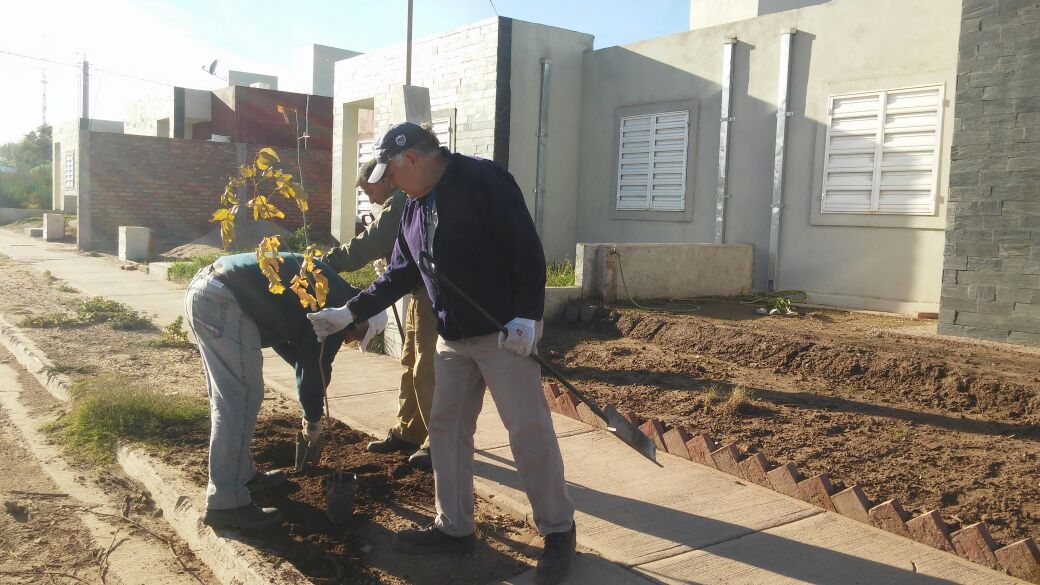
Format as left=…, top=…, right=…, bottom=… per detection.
left=80, top=57, right=90, bottom=120
left=41, top=71, right=47, bottom=126
left=405, top=0, right=413, bottom=86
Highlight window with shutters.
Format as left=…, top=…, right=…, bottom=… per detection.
left=616, top=110, right=690, bottom=212
left=64, top=151, right=75, bottom=189
left=821, top=85, right=943, bottom=216
left=356, top=139, right=373, bottom=221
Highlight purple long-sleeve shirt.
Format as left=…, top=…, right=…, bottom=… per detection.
left=346, top=151, right=546, bottom=341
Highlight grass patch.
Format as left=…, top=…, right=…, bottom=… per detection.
left=341, top=264, right=379, bottom=290
left=149, top=316, right=194, bottom=349
left=43, top=270, right=57, bottom=282
left=546, top=259, right=576, bottom=287
left=86, top=251, right=101, bottom=257
left=718, top=385, right=754, bottom=416
left=42, top=363, right=97, bottom=376
left=45, top=374, right=209, bottom=463
left=702, top=384, right=723, bottom=407
left=167, top=254, right=219, bottom=284
left=19, top=297, right=155, bottom=331
left=56, top=283, right=77, bottom=293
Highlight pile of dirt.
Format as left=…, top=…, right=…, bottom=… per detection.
left=158, top=413, right=537, bottom=584
left=541, top=304, right=1040, bottom=546
left=161, top=218, right=292, bottom=259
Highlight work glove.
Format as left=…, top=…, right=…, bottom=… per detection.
left=302, top=418, right=323, bottom=444
left=372, top=258, right=388, bottom=277
left=498, top=318, right=537, bottom=357
left=359, top=311, right=389, bottom=354
left=307, top=305, right=354, bottom=341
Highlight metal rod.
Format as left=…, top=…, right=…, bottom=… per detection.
left=767, top=28, right=795, bottom=293
left=405, top=0, right=414, bottom=86
left=81, top=58, right=89, bottom=120
left=714, top=37, right=736, bottom=244
left=534, top=58, right=552, bottom=236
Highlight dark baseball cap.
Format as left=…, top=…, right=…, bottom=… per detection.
left=368, top=122, right=438, bottom=183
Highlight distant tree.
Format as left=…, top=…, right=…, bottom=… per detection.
left=0, top=124, right=52, bottom=172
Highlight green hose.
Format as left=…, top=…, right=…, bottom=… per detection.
left=613, top=247, right=806, bottom=314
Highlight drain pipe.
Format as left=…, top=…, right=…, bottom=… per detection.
left=714, top=36, right=737, bottom=244
left=534, top=58, right=552, bottom=236
left=767, top=28, right=796, bottom=293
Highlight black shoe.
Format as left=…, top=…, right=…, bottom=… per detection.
left=245, top=469, right=287, bottom=496
left=408, top=448, right=432, bottom=471
left=536, top=523, right=576, bottom=585
left=202, top=503, right=283, bottom=530
left=394, top=523, right=476, bottom=555
left=367, top=431, right=419, bottom=454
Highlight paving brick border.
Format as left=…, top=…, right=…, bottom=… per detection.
left=543, top=382, right=1040, bottom=583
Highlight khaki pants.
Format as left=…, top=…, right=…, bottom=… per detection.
left=430, top=329, right=574, bottom=537
left=391, top=288, right=437, bottom=449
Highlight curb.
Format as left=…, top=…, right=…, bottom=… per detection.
left=0, top=312, right=309, bottom=585
left=542, top=381, right=1040, bottom=584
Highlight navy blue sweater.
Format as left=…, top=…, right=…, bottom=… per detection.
left=217, top=252, right=358, bottom=421
left=347, top=153, right=546, bottom=341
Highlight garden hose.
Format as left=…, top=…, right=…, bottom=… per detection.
left=613, top=247, right=806, bottom=313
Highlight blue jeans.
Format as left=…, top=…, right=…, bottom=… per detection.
left=184, top=268, right=265, bottom=510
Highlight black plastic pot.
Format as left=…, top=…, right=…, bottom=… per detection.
left=324, top=470, right=357, bottom=525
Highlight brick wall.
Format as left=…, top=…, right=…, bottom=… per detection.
left=86, top=132, right=332, bottom=253
left=941, top=0, right=1040, bottom=345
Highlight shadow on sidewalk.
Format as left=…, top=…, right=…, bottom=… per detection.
left=477, top=450, right=970, bottom=585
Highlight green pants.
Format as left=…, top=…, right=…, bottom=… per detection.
left=392, top=287, right=437, bottom=448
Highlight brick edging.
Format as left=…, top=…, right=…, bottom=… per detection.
left=542, top=381, right=1040, bottom=583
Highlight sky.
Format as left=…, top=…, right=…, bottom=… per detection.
left=0, top=0, right=689, bottom=145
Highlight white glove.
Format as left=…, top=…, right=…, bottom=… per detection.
left=359, top=310, right=389, bottom=353
left=302, top=418, right=323, bottom=443
left=373, top=258, right=388, bottom=277
left=498, top=318, right=537, bottom=357
left=307, top=305, right=354, bottom=341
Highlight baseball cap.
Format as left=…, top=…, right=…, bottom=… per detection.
left=368, top=122, right=438, bottom=183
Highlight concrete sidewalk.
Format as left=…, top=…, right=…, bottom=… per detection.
left=0, top=229, right=1023, bottom=585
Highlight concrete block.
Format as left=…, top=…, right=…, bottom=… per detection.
left=389, top=85, right=431, bottom=125
left=766, top=463, right=802, bottom=498
left=684, top=433, right=718, bottom=467
left=709, top=443, right=743, bottom=477
left=24, top=227, right=42, bottom=238
left=638, top=419, right=666, bottom=452
left=543, top=382, right=561, bottom=404
left=830, top=485, right=872, bottom=524
left=43, top=213, right=65, bottom=241
left=995, top=538, right=1040, bottom=583
left=621, top=410, right=640, bottom=428
left=950, top=522, right=999, bottom=567
left=554, top=391, right=580, bottom=419
left=906, top=510, right=955, bottom=552
left=118, top=226, right=150, bottom=262
left=737, top=452, right=770, bottom=487
left=796, top=474, right=836, bottom=511
left=661, top=427, right=692, bottom=460
left=575, top=402, right=606, bottom=429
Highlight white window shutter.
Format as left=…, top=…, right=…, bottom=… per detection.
left=822, top=85, right=942, bottom=215
left=616, top=110, right=689, bottom=212
left=64, top=151, right=75, bottom=188
left=356, top=139, right=373, bottom=219
left=432, top=117, right=452, bottom=150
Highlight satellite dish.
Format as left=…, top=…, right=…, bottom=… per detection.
left=207, top=59, right=218, bottom=75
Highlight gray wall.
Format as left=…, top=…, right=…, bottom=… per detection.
left=507, top=21, right=593, bottom=261
left=578, top=0, right=961, bottom=313
left=939, top=0, right=1040, bottom=345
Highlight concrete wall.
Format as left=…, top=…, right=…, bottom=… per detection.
left=689, top=0, right=830, bottom=30
left=577, top=243, right=753, bottom=302
left=309, top=44, right=361, bottom=97
left=228, top=70, right=278, bottom=90
left=331, top=18, right=503, bottom=240
left=51, top=119, right=123, bottom=214
left=578, top=0, right=960, bottom=313
left=507, top=21, right=593, bottom=261
left=125, top=91, right=175, bottom=137
left=939, top=0, right=1040, bottom=346
left=82, top=133, right=332, bottom=253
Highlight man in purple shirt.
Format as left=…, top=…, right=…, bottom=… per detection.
left=309, top=123, right=575, bottom=584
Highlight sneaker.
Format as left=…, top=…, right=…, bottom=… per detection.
left=536, top=523, right=576, bottom=585
left=367, top=431, right=419, bottom=454
left=202, top=503, right=283, bottom=530
left=245, top=469, right=287, bottom=496
left=394, top=523, right=476, bottom=555
left=407, top=448, right=432, bottom=471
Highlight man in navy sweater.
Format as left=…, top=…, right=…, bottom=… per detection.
left=309, top=123, right=575, bottom=585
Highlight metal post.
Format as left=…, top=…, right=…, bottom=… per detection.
left=714, top=37, right=736, bottom=244
left=767, top=28, right=795, bottom=293
left=405, top=0, right=413, bottom=86
left=80, top=59, right=90, bottom=120
left=534, top=58, right=552, bottom=236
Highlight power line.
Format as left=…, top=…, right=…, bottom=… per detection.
left=0, top=48, right=78, bottom=68
left=2, top=48, right=178, bottom=87
left=488, top=0, right=499, bottom=16
left=93, top=66, right=174, bottom=87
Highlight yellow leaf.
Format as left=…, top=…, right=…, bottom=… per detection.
left=248, top=195, right=285, bottom=221
left=220, top=218, right=235, bottom=248
left=256, top=147, right=280, bottom=171
left=312, top=269, right=329, bottom=308
left=210, top=208, right=232, bottom=222
left=239, top=164, right=255, bottom=178
left=256, top=239, right=285, bottom=294
left=290, top=274, right=317, bottom=311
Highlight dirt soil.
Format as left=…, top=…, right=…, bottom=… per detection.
left=0, top=258, right=539, bottom=584
left=541, top=303, right=1040, bottom=547
left=154, top=406, right=539, bottom=584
